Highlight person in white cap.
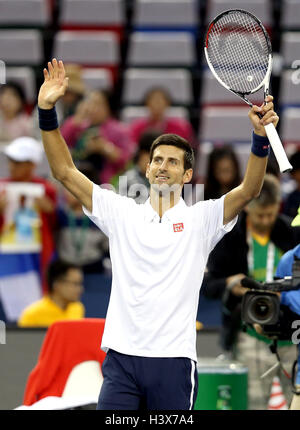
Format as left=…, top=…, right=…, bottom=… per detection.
left=0, top=136, right=58, bottom=295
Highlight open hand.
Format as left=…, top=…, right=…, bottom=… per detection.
left=38, top=59, right=69, bottom=110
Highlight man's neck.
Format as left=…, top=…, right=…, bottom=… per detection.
left=49, top=293, right=68, bottom=311
left=149, top=188, right=181, bottom=218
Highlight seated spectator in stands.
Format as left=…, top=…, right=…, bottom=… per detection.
left=122, top=130, right=160, bottom=203
left=0, top=137, right=57, bottom=298
left=204, top=145, right=241, bottom=200
left=61, top=89, right=133, bottom=184
left=202, top=174, right=300, bottom=410
left=18, top=260, right=85, bottom=327
left=283, top=150, right=300, bottom=219
left=56, top=188, right=109, bottom=274
left=0, top=82, right=34, bottom=143
left=129, top=87, right=196, bottom=149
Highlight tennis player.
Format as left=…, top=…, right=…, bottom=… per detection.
left=38, top=59, right=279, bottom=410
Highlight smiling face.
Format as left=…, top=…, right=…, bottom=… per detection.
left=146, top=145, right=193, bottom=192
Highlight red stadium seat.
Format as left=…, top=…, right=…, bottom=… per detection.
left=23, top=318, right=106, bottom=406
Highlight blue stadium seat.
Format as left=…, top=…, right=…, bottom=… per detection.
left=132, top=0, right=198, bottom=35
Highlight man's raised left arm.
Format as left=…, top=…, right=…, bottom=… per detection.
left=223, top=95, right=279, bottom=225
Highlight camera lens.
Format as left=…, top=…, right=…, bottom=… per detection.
left=248, top=295, right=275, bottom=324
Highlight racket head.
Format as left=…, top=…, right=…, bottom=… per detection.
left=204, top=9, right=272, bottom=98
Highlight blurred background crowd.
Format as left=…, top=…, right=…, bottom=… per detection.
left=0, top=0, right=300, bottom=410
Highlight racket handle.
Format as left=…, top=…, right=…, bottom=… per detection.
left=263, top=123, right=293, bottom=173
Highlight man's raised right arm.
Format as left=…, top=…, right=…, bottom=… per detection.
left=38, top=59, right=93, bottom=212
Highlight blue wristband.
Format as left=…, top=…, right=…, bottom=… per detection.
left=251, top=132, right=270, bottom=157
left=38, top=106, right=58, bottom=131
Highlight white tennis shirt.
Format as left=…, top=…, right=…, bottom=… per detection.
left=83, top=184, right=237, bottom=362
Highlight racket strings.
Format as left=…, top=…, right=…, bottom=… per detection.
left=206, top=12, right=270, bottom=93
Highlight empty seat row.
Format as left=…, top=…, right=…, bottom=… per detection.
left=0, top=0, right=51, bottom=26
left=3, top=28, right=298, bottom=70
left=199, top=106, right=300, bottom=144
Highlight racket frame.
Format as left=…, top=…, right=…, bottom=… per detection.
left=204, top=9, right=292, bottom=173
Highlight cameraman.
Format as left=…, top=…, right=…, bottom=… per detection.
left=203, top=176, right=300, bottom=409
left=275, top=206, right=300, bottom=409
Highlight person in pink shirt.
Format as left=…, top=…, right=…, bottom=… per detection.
left=129, top=87, right=196, bottom=150
left=61, top=89, right=134, bottom=184
left=0, top=82, right=34, bottom=143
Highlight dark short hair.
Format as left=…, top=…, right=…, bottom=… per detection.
left=149, top=133, right=194, bottom=171
left=205, top=144, right=241, bottom=199
left=0, top=81, right=26, bottom=112
left=290, top=150, right=300, bottom=171
left=249, top=174, right=281, bottom=208
left=133, top=130, right=161, bottom=163
left=47, top=260, right=81, bottom=293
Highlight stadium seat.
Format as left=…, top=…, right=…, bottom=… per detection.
left=206, top=0, right=271, bottom=27
left=281, top=0, right=300, bottom=29
left=6, top=67, right=37, bottom=104
left=122, top=68, right=193, bottom=105
left=120, top=106, right=189, bottom=123
left=0, top=0, right=51, bottom=27
left=0, top=30, right=43, bottom=65
left=127, top=32, right=196, bottom=66
left=59, top=0, right=124, bottom=28
left=23, top=319, right=106, bottom=407
left=200, top=106, right=252, bottom=142
left=82, top=68, right=113, bottom=91
left=132, top=0, right=198, bottom=29
left=53, top=31, right=119, bottom=66
left=281, top=108, right=300, bottom=143
left=281, top=32, right=300, bottom=68
left=201, top=68, right=263, bottom=105
left=279, top=69, right=300, bottom=107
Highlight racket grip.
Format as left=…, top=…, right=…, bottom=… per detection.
left=263, top=123, right=293, bottom=173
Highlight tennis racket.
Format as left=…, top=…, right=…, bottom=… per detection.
left=204, top=9, right=292, bottom=173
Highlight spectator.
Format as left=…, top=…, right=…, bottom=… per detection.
left=61, top=89, right=134, bottom=184
left=121, top=130, right=160, bottom=203
left=283, top=150, right=300, bottom=219
left=56, top=188, right=109, bottom=274
left=129, top=87, right=196, bottom=149
left=204, top=145, right=241, bottom=200
left=0, top=137, right=57, bottom=307
left=0, top=82, right=34, bottom=143
left=18, top=260, right=84, bottom=327
left=203, top=174, right=300, bottom=409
